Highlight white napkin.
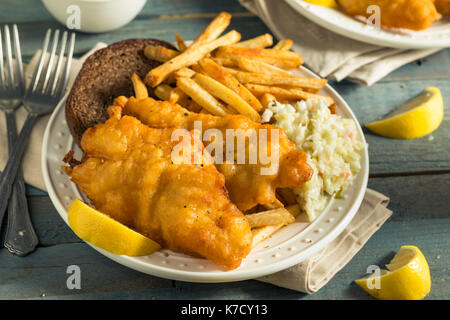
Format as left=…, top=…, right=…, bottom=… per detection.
left=239, top=0, right=441, bottom=85
left=257, top=189, right=392, bottom=293
left=0, top=43, right=107, bottom=191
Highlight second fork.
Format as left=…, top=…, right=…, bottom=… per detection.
left=0, top=24, right=38, bottom=255
left=0, top=28, right=75, bottom=227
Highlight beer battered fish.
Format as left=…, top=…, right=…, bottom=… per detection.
left=114, top=96, right=313, bottom=211
left=435, top=0, right=450, bottom=15
left=63, top=106, right=252, bottom=270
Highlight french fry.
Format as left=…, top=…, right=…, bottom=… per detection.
left=236, top=57, right=291, bottom=76
left=285, top=204, right=301, bottom=218
left=154, top=84, right=173, bottom=101
left=234, top=34, right=273, bottom=48
left=285, top=204, right=311, bottom=223
left=193, top=73, right=261, bottom=122
left=168, top=87, right=188, bottom=105
left=215, top=46, right=303, bottom=68
left=273, top=39, right=293, bottom=51
left=174, top=67, right=196, bottom=78
left=246, top=207, right=295, bottom=228
left=251, top=224, right=284, bottom=248
left=144, top=45, right=179, bottom=62
left=187, top=99, right=204, bottom=113
left=190, top=63, right=204, bottom=74
left=146, top=30, right=241, bottom=87
left=175, top=33, right=187, bottom=51
left=262, top=198, right=284, bottom=210
left=212, top=57, right=238, bottom=68
left=198, top=58, right=263, bottom=112
left=190, top=12, right=232, bottom=48
left=176, top=76, right=229, bottom=116
left=131, top=73, right=148, bottom=99
left=260, top=93, right=277, bottom=110
left=233, top=71, right=327, bottom=92
left=245, top=83, right=335, bottom=105
left=222, top=67, right=239, bottom=75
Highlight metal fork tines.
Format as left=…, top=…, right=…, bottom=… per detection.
left=0, top=24, right=38, bottom=256
left=0, top=29, right=75, bottom=234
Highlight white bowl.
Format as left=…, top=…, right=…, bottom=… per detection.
left=42, top=0, right=147, bottom=33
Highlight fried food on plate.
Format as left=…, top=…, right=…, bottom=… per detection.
left=63, top=107, right=252, bottom=270
left=234, top=34, right=274, bottom=48
left=117, top=96, right=313, bottom=211
left=435, top=0, right=450, bottom=14
left=145, top=30, right=241, bottom=87
left=215, top=46, right=303, bottom=69
left=337, top=0, right=442, bottom=31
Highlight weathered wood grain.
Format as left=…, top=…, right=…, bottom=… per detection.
left=0, top=242, right=173, bottom=299
left=382, top=49, right=450, bottom=81
left=0, top=0, right=248, bottom=23
left=14, top=16, right=269, bottom=58
left=1, top=217, right=446, bottom=300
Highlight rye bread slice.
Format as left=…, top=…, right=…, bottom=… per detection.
left=65, top=38, right=176, bottom=145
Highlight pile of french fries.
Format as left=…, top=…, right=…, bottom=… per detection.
left=130, top=12, right=334, bottom=248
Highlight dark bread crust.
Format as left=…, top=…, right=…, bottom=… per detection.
left=66, top=38, right=176, bottom=145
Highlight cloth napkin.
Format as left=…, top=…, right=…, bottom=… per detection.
left=0, top=43, right=392, bottom=294
left=239, top=0, right=441, bottom=85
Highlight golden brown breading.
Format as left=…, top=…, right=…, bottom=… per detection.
left=63, top=107, right=252, bottom=270
left=117, top=96, right=313, bottom=211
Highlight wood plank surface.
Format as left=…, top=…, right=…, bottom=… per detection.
left=1, top=217, right=447, bottom=300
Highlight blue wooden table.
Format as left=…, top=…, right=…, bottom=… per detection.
left=0, top=0, right=448, bottom=300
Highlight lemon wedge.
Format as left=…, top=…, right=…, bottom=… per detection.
left=365, top=87, right=444, bottom=139
left=68, top=199, right=161, bottom=256
left=303, top=0, right=338, bottom=8
left=355, top=246, right=431, bottom=300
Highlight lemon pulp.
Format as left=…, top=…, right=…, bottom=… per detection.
left=68, top=199, right=161, bottom=256
left=365, top=87, right=444, bottom=139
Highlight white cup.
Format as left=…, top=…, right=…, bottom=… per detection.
left=42, top=0, right=147, bottom=33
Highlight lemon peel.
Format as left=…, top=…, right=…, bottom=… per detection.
left=355, top=246, right=431, bottom=300
left=365, top=87, right=444, bottom=139
left=68, top=199, right=161, bottom=256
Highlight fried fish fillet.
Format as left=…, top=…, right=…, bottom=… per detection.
left=337, top=0, right=441, bottom=31
left=114, top=96, right=313, bottom=211
left=63, top=106, right=252, bottom=269
left=435, top=0, right=450, bottom=14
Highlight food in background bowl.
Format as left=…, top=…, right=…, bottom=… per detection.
left=335, top=0, right=446, bottom=31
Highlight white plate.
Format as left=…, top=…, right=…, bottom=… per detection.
left=42, top=66, right=369, bottom=283
left=285, top=0, right=450, bottom=49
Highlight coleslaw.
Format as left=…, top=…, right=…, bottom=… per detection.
left=262, top=99, right=363, bottom=221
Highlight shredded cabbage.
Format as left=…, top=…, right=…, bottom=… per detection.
left=262, top=99, right=363, bottom=221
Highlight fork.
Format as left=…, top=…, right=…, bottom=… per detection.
left=0, top=25, right=38, bottom=255
left=0, top=29, right=75, bottom=230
